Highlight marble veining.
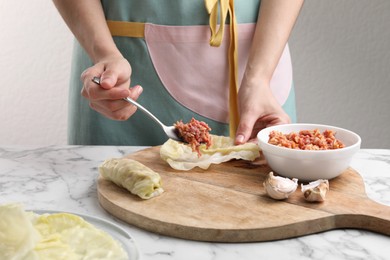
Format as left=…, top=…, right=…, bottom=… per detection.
left=0, top=146, right=389, bottom=260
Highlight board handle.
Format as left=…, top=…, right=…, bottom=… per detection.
left=335, top=197, right=390, bottom=235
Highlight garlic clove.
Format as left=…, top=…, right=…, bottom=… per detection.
left=301, top=179, right=329, bottom=202
left=263, top=172, right=298, bottom=200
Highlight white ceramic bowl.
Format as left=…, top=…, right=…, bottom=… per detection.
left=257, top=123, right=361, bottom=182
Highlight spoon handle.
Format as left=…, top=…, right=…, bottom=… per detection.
left=122, top=97, right=165, bottom=128
left=91, top=77, right=165, bottom=128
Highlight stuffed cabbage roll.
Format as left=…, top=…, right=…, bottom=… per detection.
left=160, top=135, right=260, bottom=170
left=99, top=158, right=164, bottom=199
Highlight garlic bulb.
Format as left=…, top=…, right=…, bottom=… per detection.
left=263, top=172, right=298, bottom=200
left=301, top=179, right=329, bottom=202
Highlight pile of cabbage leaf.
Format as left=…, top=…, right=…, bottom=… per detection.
left=0, top=204, right=127, bottom=260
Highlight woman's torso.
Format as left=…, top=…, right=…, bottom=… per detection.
left=68, top=0, right=296, bottom=145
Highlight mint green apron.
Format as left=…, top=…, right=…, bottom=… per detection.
left=68, top=0, right=297, bottom=145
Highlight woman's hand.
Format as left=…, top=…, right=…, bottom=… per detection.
left=52, top=0, right=142, bottom=120
left=80, top=56, right=143, bottom=120
left=234, top=0, right=303, bottom=144
left=235, top=80, right=290, bottom=144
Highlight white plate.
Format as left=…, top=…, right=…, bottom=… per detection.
left=32, top=210, right=140, bottom=260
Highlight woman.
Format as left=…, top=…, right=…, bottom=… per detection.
left=52, top=0, right=304, bottom=146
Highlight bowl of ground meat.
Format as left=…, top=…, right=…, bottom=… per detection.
left=257, top=124, right=361, bottom=181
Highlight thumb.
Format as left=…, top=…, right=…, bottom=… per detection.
left=99, top=70, right=118, bottom=90
left=234, top=114, right=256, bottom=145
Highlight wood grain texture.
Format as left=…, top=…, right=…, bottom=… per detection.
left=97, top=146, right=390, bottom=242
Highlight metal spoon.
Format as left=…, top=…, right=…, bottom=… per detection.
left=92, top=77, right=182, bottom=142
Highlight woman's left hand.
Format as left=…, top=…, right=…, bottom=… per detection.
left=233, top=0, right=303, bottom=145
left=234, top=80, right=291, bottom=144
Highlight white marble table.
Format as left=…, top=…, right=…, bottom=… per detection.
left=0, top=146, right=389, bottom=260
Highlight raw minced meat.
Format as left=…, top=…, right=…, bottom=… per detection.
left=174, top=118, right=212, bottom=156
left=268, top=129, right=345, bottom=150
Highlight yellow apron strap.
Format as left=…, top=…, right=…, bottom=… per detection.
left=204, top=0, right=228, bottom=47
left=205, top=0, right=239, bottom=138
left=106, top=20, right=145, bottom=38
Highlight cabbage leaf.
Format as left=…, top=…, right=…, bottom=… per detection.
left=0, top=204, right=128, bottom=260
left=0, top=203, right=40, bottom=260
left=160, top=135, right=260, bottom=170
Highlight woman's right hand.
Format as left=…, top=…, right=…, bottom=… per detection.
left=52, top=0, right=144, bottom=121
left=80, top=55, right=143, bottom=120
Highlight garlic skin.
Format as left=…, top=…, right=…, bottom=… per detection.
left=301, top=179, right=329, bottom=202
left=263, top=172, right=298, bottom=200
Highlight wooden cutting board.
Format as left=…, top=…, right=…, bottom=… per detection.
left=97, top=146, right=390, bottom=242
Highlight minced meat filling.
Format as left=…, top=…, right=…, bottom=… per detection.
left=174, top=118, right=212, bottom=156
left=268, top=129, right=345, bottom=150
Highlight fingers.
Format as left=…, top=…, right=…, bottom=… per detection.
left=99, top=67, right=123, bottom=90
left=89, top=100, right=137, bottom=121
left=89, top=85, right=143, bottom=120
left=235, top=82, right=293, bottom=144
left=235, top=112, right=291, bottom=145
left=262, top=113, right=291, bottom=127
left=82, top=81, right=129, bottom=101
left=79, top=57, right=142, bottom=120
left=81, top=66, right=130, bottom=101
left=234, top=104, right=291, bottom=145
left=235, top=113, right=258, bottom=145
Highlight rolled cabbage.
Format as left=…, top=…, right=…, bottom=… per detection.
left=99, top=158, right=164, bottom=199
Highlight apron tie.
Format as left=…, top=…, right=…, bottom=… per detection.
left=205, top=0, right=239, bottom=138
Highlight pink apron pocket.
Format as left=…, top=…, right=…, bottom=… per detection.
left=144, top=23, right=292, bottom=124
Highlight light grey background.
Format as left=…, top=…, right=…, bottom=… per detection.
left=0, top=1, right=389, bottom=148
left=289, top=1, right=390, bottom=148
